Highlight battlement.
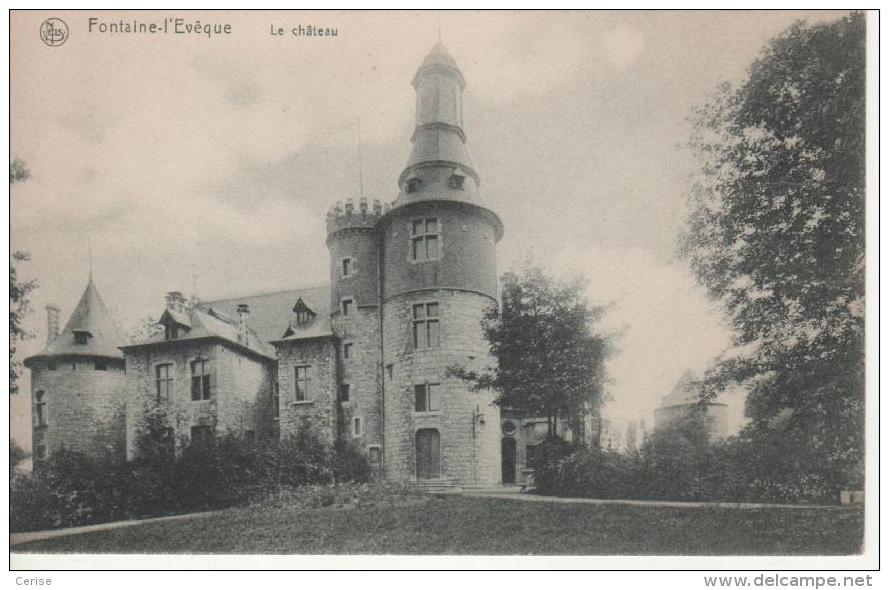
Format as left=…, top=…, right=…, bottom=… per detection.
left=326, top=197, right=391, bottom=235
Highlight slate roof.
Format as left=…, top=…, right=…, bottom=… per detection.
left=660, top=370, right=701, bottom=407
left=206, top=285, right=332, bottom=343
left=122, top=285, right=334, bottom=359
left=25, top=278, right=125, bottom=363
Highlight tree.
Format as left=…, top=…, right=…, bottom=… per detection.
left=10, top=159, right=30, bottom=184
left=10, top=159, right=36, bottom=395
left=680, top=13, right=865, bottom=497
left=452, top=266, right=610, bottom=440
left=10, top=438, right=29, bottom=482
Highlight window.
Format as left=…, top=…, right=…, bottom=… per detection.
left=156, top=364, right=173, bottom=404
left=190, top=359, right=211, bottom=401
left=165, top=324, right=179, bottom=340
left=73, top=331, right=89, bottom=345
left=406, top=177, right=421, bottom=193
left=448, top=174, right=465, bottom=189
left=295, top=310, right=312, bottom=325
left=368, top=446, right=381, bottom=464
left=47, top=360, right=57, bottom=371
left=411, top=218, right=440, bottom=261
left=71, top=362, right=77, bottom=371
left=339, top=383, right=350, bottom=402
left=294, top=365, right=310, bottom=402
left=414, top=383, right=441, bottom=412
left=342, top=298, right=353, bottom=317
left=35, top=391, right=47, bottom=427
left=342, top=257, right=353, bottom=277
left=191, top=425, right=214, bottom=447
left=35, top=445, right=47, bottom=462
left=413, top=302, right=440, bottom=349
left=94, top=361, right=107, bottom=371
left=273, top=381, right=280, bottom=419
left=386, top=364, right=393, bottom=380
left=353, top=417, right=362, bottom=437
left=342, top=342, right=353, bottom=359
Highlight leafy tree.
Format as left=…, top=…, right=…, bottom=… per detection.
left=10, top=438, right=29, bottom=481
left=126, top=315, right=162, bottom=344
left=453, top=266, right=610, bottom=440
left=10, top=159, right=30, bottom=184
left=10, top=160, right=36, bottom=395
left=680, top=13, right=866, bottom=496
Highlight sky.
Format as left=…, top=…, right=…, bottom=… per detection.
left=9, top=10, right=849, bottom=450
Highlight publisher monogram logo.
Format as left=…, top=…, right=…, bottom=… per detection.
left=40, top=18, right=68, bottom=47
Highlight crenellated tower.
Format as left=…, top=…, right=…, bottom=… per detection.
left=325, top=197, right=386, bottom=469
left=377, top=43, right=504, bottom=486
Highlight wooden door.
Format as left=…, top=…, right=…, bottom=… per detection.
left=416, top=429, right=440, bottom=479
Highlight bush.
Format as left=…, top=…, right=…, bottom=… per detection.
left=333, top=439, right=372, bottom=483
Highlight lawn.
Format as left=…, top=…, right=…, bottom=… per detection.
left=12, top=495, right=863, bottom=555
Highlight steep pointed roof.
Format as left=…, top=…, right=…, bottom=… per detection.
left=660, top=370, right=700, bottom=407
left=26, top=278, right=124, bottom=363
left=417, top=42, right=461, bottom=75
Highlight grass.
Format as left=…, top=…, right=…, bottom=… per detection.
left=12, top=495, right=863, bottom=555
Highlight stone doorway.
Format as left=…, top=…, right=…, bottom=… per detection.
left=415, top=428, right=440, bottom=479
left=501, top=437, right=516, bottom=484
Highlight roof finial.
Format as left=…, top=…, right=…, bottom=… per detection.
left=88, top=238, right=93, bottom=282
left=357, top=115, right=365, bottom=199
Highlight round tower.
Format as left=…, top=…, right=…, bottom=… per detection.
left=378, top=43, right=504, bottom=486
left=326, top=197, right=385, bottom=465
left=23, top=277, right=127, bottom=464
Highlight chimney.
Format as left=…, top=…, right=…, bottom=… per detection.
left=165, top=291, right=186, bottom=314
left=46, top=305, right=60, bottom=345
left=237, top=304, right=249, bottom=346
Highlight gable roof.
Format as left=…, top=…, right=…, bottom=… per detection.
left=206, top=286, right=333, bottom=343
left=660, top=371, right=701, bottom=407
left=124, top=303, right=276, bottom=360
left=121, top=285, right=334, bottom=359
left=25, top=278, right=125, bottom=363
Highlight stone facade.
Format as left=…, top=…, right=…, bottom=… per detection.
left=27, top=42, right=511, bottom=488
left=29, top=356, right=126, bottom=461
left=124, top=340, right=274, bottom=458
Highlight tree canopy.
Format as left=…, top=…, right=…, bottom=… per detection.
left=453, top=267, right=610, bottom=441
left=680, top=13, right=866, bottom=493
left=10, top=159, right=36, bottom=395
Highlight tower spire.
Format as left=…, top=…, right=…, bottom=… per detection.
left=397, top=42, right=481, bottom=205
left=88, top=238, right=93, bottom=282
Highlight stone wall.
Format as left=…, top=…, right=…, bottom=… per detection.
left=382, top=289, right=500, bottom=485
left=29, top=356, right=127, bottom=462
left=276, top=337, right=338, bottom=444
left=124, top=340, right=274, bottom=458
left=331, top=306, right=383, bottom=459
left=379, top=201, right=499, bottom=301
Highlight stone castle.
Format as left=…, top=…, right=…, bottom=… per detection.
left=25, top=43, right=518, bottom=487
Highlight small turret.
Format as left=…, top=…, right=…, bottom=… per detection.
left=395, top=42, right=482, bottom=207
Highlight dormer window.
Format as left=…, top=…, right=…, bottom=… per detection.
left=165, top=324, right=179, bottom=340
left=448, top=174, right=465, bottom=190
left=73, top=331, right=90, bottom=345
left=292, top=298, right=316, bottom=326
left=406, top=177, right=422, bottom=193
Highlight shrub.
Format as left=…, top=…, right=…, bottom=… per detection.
left=333, top=439, right=372, bottom=483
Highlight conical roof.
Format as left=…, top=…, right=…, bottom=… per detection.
left=26, top=278, right=124, bottom=362
left=418, top=42, right=460, bottom=71
left=660, top=370, right=700, bottom=407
